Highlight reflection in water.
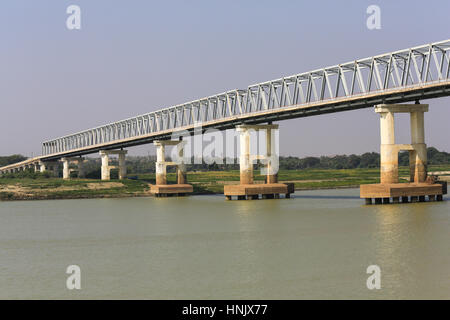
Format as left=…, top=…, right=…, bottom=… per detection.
left=372, top=203, right=444, bottom=298
left=293, top=194, right=361, bottom=200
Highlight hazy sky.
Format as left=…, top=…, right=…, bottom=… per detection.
left=1, top=0, right=449, bottom=158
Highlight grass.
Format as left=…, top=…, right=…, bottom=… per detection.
left=1, top=164, right=449, bottom=201
left=134, top=164, right=450, bottom=192
left=0, top=178, right=150, bottom=200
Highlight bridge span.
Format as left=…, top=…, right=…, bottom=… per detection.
left=1, top=39, right=450, bottom=201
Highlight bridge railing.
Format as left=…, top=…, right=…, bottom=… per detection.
left=42, top=40, right=450, bottom=156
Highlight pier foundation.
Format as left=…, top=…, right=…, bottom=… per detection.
left=360, top=104, right=446, bottom=204
left=150, top=139, right=193, bottom=197
left=99, top=150, right=127, bottom=180
left=224, top=124, right=293, bottom=200
left=39, top=161, right=59, bottom=176
left=61, top=157, right=86, bottom=179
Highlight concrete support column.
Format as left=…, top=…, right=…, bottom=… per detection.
left=62, top=158, right=70, bottom=180
left=238, top=127, right=253, bottom=185
left=375, top=103, right=429, bottom=185
left=60, top=157, right=85, bottom=179
left=154, top=140, right=186, bottom=185
left=266, top=128, right=278, bottom=184
left=39, top=162, right=58, bottom=176
left=118, top=152, right=127, bottom=180
left=379, top=111, right=398, bottom=184
left=155, top=143, right=167, bottom=185
left=177, top=142, right=187, bottom=184
left=150, top=140, right=193, bottom=196
left=100, top=150, right=126, bottom=180
left=410, top=111, right=427, bottom=183
left=39, top=161, right=47, bottom=173
left=100, top=152, right=110, bottom=181
left=235, top=124, right=279, bottom=185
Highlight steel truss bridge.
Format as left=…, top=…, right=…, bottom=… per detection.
left=2, top=39, right=450, bottom=170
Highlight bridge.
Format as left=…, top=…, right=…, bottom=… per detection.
left=1, top=39, right=450, bottom=202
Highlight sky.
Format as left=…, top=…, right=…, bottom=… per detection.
left=1, top=0, right=449, bottom=158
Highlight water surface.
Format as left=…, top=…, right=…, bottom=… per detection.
left=0, top=189, right=449, bottom=299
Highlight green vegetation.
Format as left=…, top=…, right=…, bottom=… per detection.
left=1, top=165, right=450, bottom=201
left=0, top=155, right=27, bottom=167
left=0, top=169, right=53, bottom=179
left=1, top=147, right=450, bottom=201
left=279, top=147, right=450, bottom=170
left=131, top=164, right=449, bottom=194
left=6, top=146, right=440, bottom=176
left=2, top=147, right=450, bottom=175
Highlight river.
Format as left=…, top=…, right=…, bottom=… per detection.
left=0, top=188, right=449, bottom=299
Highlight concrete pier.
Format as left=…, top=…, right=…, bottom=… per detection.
left=39, top=161, right=47, bottom=173
left=155, top=142, right=167, bottom=185
left=224, top=124, right=293, bottom=200
left=410, top=109, right=427, bottom=183
left=39, top=161, right=59, bottom=176
left=379, top=107, right=397, bottom=184
left=176, top=140, right=187, bottom=185
left=265, top=126, right=278, bottom=183
left=61, top=157, right=86, bottom=179
left=62, top=158, right=70, bottom=179
left=360, top=104, right=446, bottom=204
left=237, top=126, right=253, bottom=184
left=150, top=140, right=193, bottom=197
left=99, top=150, right=127, bottom=180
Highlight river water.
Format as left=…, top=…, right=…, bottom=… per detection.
left=0, top=188, right=449, bottom=299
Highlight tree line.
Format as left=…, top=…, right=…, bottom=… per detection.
left=0, top=155, right=27, bottom=167
left=66, top=147, right=450, bottom=176
left=2, top=147, right=450, bottom=178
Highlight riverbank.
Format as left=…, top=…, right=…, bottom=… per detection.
left=1, top=166, right=450, bottom=201
left=0, top=179, right=151, bottom=201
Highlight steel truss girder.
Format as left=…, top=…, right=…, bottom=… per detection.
left=42, top=40, right=450, bottom=156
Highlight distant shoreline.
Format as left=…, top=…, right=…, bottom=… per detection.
left=2, top=167, right=449, bottom=202
left=0, top=184, right=362, bottom=202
